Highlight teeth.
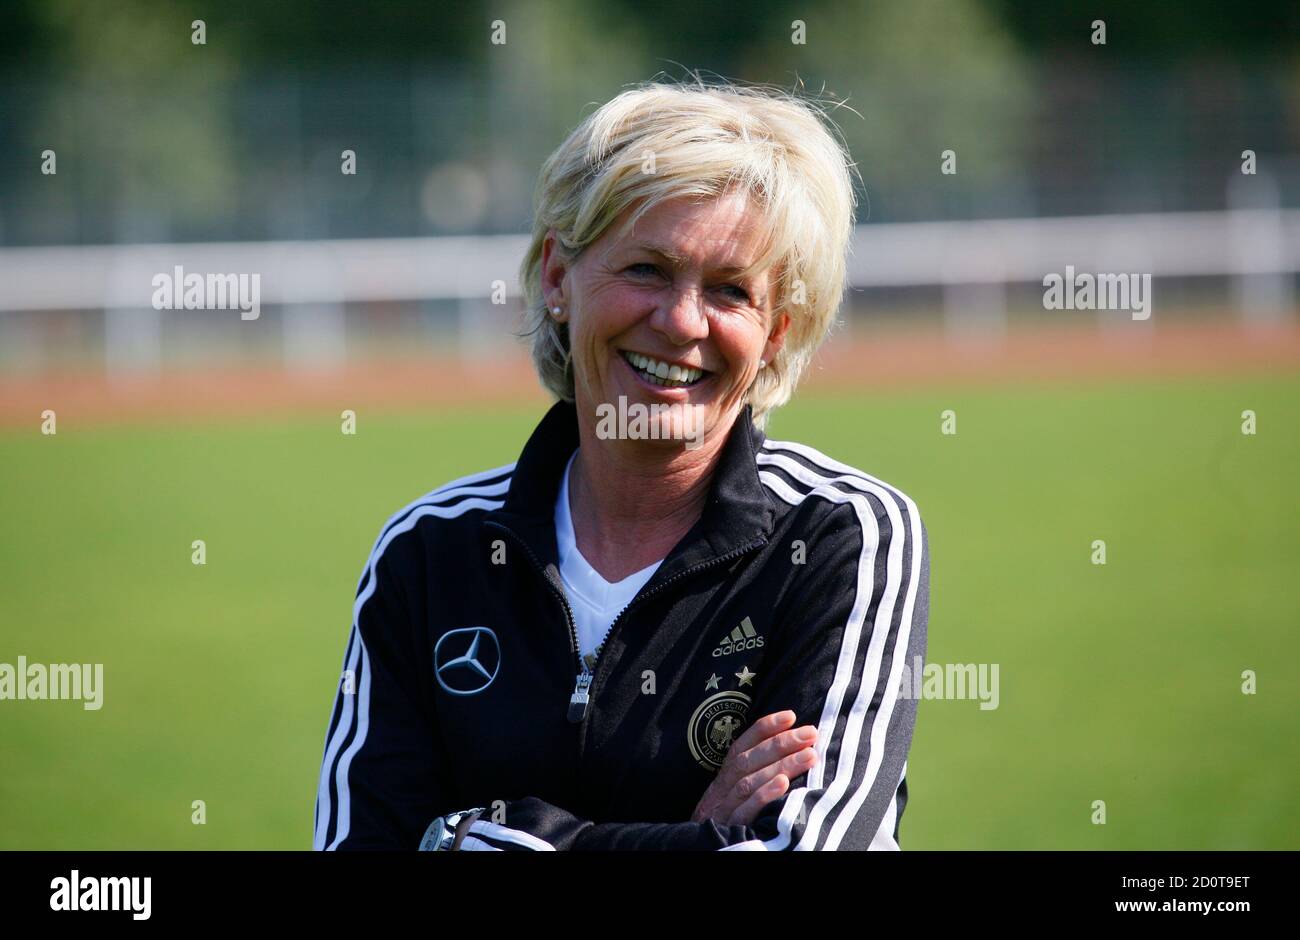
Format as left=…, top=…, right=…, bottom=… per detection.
left=623, top=351, right=705, bottom=388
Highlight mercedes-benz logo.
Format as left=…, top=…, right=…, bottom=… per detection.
left=434, top=627, right=501, bottom=696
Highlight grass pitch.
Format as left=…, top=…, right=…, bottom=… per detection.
left=1, top=374, right=1296, bottom=848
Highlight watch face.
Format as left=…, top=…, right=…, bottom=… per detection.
left=418, top=816, right=450, bottom=851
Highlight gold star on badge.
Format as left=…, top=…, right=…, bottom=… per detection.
left=735, top=666, right=756, bottom=687
left=705, top=673, right=720, bottom=691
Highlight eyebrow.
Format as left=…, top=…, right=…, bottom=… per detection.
left=632, top=243, right=756, bottom=277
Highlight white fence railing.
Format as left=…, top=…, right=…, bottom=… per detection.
left=1, top=209, right=1296, bottom=370
left=3, top=210, right=1297, bottom=310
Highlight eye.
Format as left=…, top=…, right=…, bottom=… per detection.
left=625, top=263, right=661, bottom=278
left=718, top=283, right=752, bottom=303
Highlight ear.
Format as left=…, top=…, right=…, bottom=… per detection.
left=540, top=229, right=570, bottom=322
left=762, top=310, right=791, bottom=365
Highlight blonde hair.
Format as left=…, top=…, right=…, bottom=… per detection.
left=518, top=75, right=859, bottom=429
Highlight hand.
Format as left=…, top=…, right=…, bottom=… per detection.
left=690, top=709, right=818, bottom=828
left=450, top=808, right=484, bottom=850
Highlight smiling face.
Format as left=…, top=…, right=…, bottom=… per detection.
left=542, top=189, right=789, bottom=453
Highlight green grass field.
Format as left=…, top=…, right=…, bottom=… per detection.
left=2, top=373, right=1297, bottom=849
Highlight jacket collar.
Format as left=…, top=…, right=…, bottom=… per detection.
left=482, top=399, right=775, bottom=586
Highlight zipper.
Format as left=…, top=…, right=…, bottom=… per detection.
left=486, top=519, right=767, bottom=732
left=576, top=536, right=768, bottom=739
left=483, top=520, right=588, bottom=719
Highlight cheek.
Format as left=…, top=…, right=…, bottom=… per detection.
left=715, top=318, right=768, bottom=373
left=568, top=288, right=641, bottom=392
left=574, top=283, right=643, bottom=344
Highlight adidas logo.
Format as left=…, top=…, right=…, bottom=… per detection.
left=712, top=617, right=765, bottom=657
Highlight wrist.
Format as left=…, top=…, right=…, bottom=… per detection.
left=450, top=808, right=483, bottom=850
left=419, top=807, right=486, bottom=852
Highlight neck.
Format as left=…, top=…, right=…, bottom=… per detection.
left=567, top=413, right=737, bottom=582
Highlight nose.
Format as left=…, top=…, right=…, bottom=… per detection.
left=650, top=285, right=710, bottom=345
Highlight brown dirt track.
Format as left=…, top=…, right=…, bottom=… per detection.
left=1, top=319, right=1298, bottom=430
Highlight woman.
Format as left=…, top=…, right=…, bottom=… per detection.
left=314, top=78, right=929, bottom=851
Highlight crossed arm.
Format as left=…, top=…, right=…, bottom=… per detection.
left=315, top=502, right=929, bottom=852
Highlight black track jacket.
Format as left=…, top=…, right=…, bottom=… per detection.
left=314, top=399, right=929, bottom=850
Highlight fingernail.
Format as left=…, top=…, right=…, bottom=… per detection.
left=796, top=726, right=816, bottom=742
left=798, top=749, right=815, bottom=764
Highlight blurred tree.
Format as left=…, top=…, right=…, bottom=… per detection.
left=19, top=0, right=241, bottom=241
left=986, top=0, right=1299, bottom=58
left=741, top=0, right=1035, bottom=222
left=2, top=0, right=1295, bottom=70
left=0, top=0, right=1294, bottom=244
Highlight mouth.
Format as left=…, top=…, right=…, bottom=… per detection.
left=618, top=350, right=712, bottom=390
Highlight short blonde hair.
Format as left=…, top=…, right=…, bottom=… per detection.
left=518, top=75, right=859, bottom=429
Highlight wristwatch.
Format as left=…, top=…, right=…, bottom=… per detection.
left=419, top=807, right=487, bottom=852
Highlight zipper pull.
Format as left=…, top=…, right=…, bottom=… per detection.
left=568, top=671, right=593, bottom=723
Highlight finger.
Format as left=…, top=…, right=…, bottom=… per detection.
left=727, top=773, right=790, bottom=828
left=729, top=724, right=817, bottom=780
left=711, top=740, right=815, bottom=823
left=705, top=715, right=809, bottom=821
left=727, top=710, right=796, bottom=758
left=726, top=744, right=816, bottom=812
left=709, top=725, right=815, bottom=824
left=691, top=775, right=730, bottom=823
left=777, top=744, right=818, bottom=781
left=710, top=711, right=799, bottom=792
left=698, top=743, right=815, bottom=827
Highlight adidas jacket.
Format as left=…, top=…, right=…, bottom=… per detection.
left=314, top=399, right=930, bottom=851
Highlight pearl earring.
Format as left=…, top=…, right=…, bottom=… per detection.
left=758, top=359, right=767, bottom=369
left=550, top=306, right=562, bottom=317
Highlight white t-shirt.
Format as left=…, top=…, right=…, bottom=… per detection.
left=554, top=451, right=664, bottom=670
